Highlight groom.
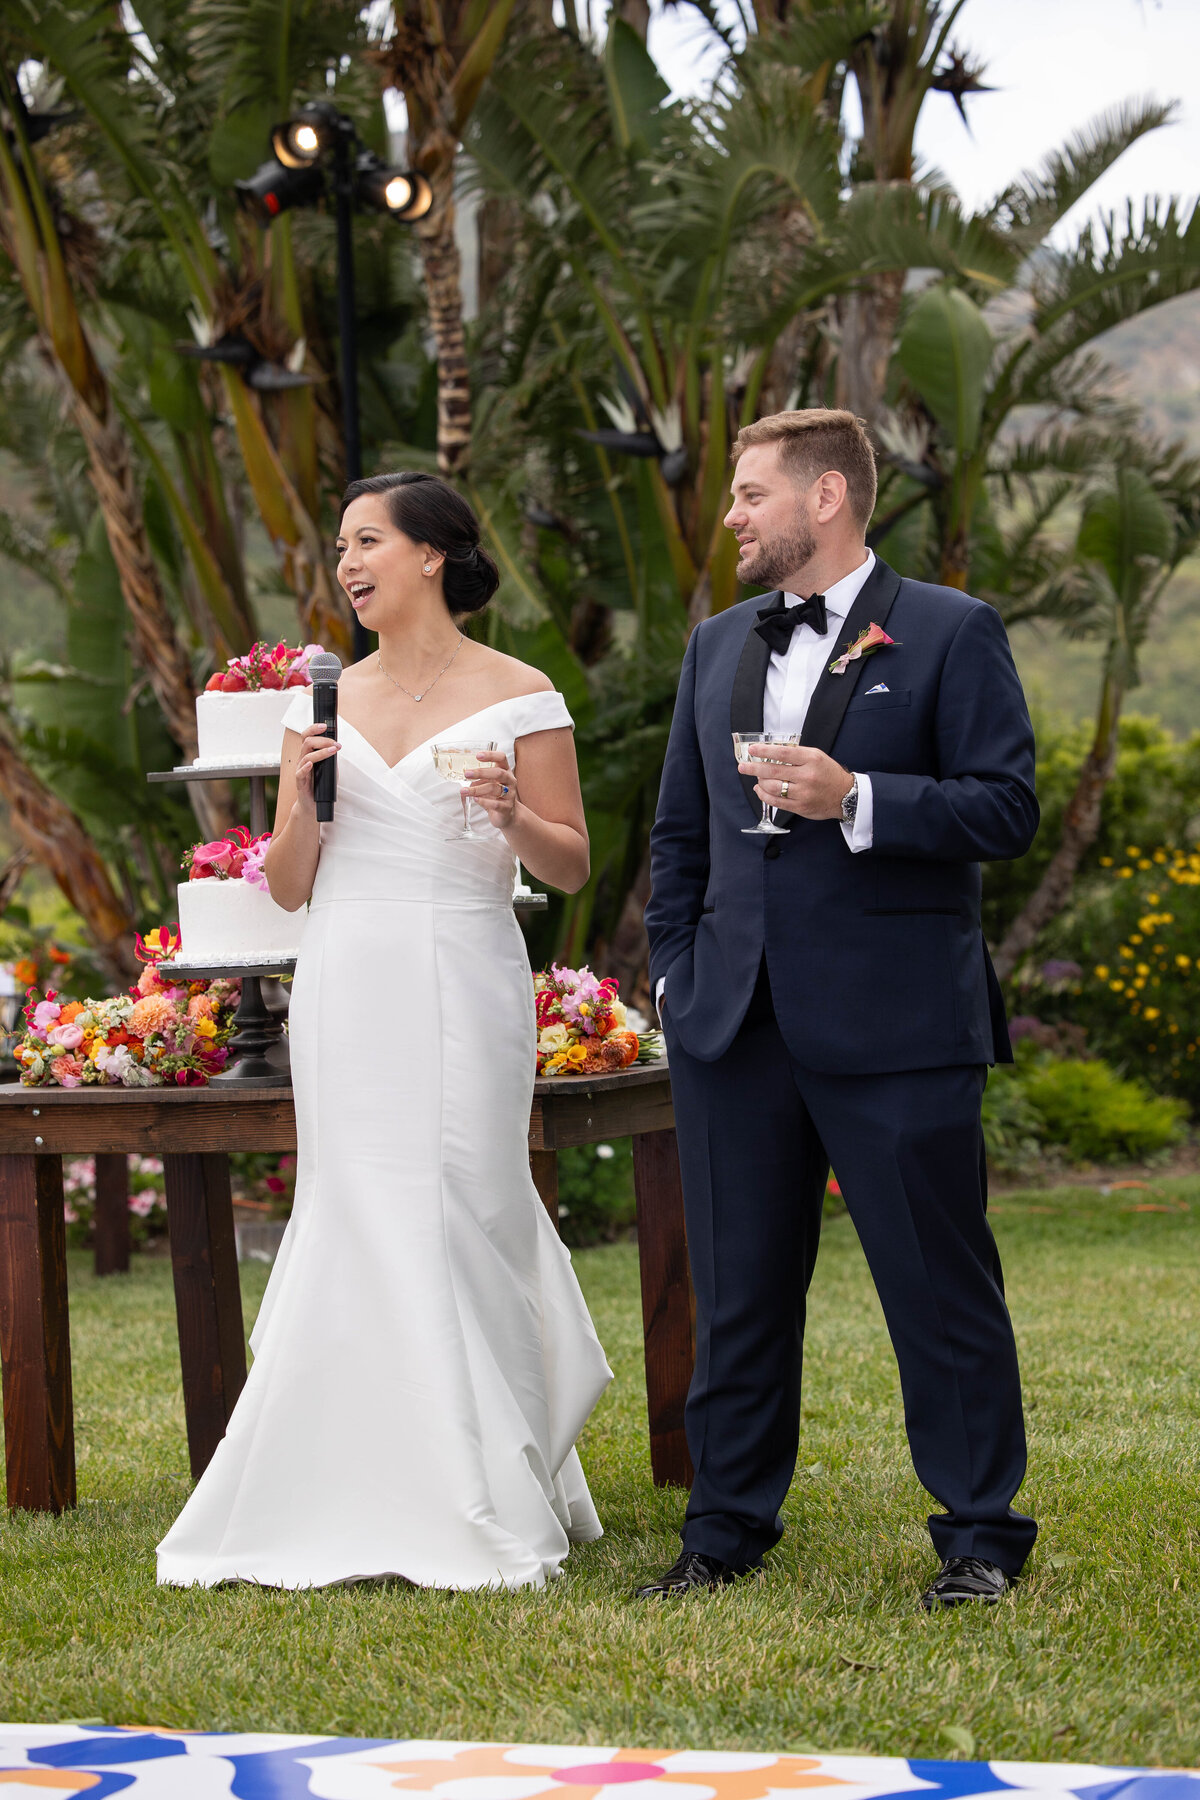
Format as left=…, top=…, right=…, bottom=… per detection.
left=640, top=408, right=1039, bottom=1609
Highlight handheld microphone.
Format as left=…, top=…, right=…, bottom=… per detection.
left=308, top=652, right=342, bottom=823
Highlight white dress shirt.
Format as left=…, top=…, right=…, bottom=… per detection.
left=765, top=548, right=875, bottom=854
left=656, top=551, right=877, bottom=1017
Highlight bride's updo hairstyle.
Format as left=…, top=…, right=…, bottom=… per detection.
left=340, top=471, right=501, bottom=615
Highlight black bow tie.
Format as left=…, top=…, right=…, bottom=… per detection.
left=754, top=590, right=828, bottom=653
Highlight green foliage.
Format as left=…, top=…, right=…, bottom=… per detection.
left=1018, top=1053, right=1187, bottom=1163
left=897, top=282, right=993, bottom=456
left=981, top=715, right=1200, bottom=942
left=555, top=1137, right=636, bottom=1249
left=1020, top=845, right=1200, bottom=1111
left=981, top=1064, right=1044, bottom=1177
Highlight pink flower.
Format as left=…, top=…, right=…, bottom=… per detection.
left=51, top=1053, right=85, bottom=1088
left=190, top=839, right=234, bottom=879
left=241, top=835, right=272, bottom=892
left=47, top=1022, right=84, bottom=1050
left=128, top=1191, right=157, bottom=1218
left=829, top=621, right=898, bottom=676
left=33, top=999, right=62, bottom=1033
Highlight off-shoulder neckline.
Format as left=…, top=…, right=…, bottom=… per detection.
left=295, top=688, right=570, bottom=774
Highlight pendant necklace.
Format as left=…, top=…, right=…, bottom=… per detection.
left=377, top=634, right=464, bottom=703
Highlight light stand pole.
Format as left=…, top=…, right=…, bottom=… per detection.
left=330, top=125, right=369, bottom=661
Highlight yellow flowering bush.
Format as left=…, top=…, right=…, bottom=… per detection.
left=1020, top=844, right=1200, bottom=1111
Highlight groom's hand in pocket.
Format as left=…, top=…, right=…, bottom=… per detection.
left=737, top=744, right=854, bottom=819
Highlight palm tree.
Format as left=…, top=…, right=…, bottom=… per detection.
left=375, top=0, right=520, bottom=478
left=991, top=444, right=1200, bottom=980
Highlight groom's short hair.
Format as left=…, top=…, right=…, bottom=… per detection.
left=733, top=409, right=877, bottom=527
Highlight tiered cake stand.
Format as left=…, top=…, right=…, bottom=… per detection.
left=147, top=758, right=547, bottom=1086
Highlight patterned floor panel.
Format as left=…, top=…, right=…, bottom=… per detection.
left=1, top=1729, right=1196, bottom=1800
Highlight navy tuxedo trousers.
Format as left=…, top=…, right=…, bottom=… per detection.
left=666, top=960, right=1037, bottom=1577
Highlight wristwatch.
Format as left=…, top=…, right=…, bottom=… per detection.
left=840, top=773, right=859, bottom=826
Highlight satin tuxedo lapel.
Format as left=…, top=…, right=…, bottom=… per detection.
left=730, top=600, right=774, bottom=821
left=801, top=558, right=902, bottom=754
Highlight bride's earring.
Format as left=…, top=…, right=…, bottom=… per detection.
left=423, top=562, right=432, bottom=574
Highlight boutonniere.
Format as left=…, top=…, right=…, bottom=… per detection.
left=829, top=621, right=899, bottom=676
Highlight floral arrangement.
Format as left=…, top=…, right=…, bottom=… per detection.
left=13, top=927, right=238, bottom=1089
left=7, top=939, right=73, bottom=992
left=203, top=640, right=321, bottom=694
left=183, top=825, right=271, bottom=887
left=534, top=964, right=659, bottom=1076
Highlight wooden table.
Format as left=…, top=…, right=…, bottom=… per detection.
left=0, top=1067, right=694, bottom=1516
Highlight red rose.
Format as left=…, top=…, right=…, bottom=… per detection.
left=221, top=667, right=248, bottom=692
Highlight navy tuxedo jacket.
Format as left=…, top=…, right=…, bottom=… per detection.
left=645, top=558, right=1039, bottom=1072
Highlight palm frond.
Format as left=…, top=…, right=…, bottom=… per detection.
left=987, top=97, right=1178, bottom=250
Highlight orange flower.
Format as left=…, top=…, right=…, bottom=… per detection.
left=186, top=992, right=216, bottom=1022
left=12, top=958, right=37, bottom=986
left=47, top=946, right=71, bottom=965
left=129, top=993, right=177, bottom=1038
left=58, top=1002, right=85, bottom=1025
left=607, top=1028, right=640, bottom=1068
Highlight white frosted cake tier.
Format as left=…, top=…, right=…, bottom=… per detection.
left=176, top=877, right=304, bottom=965
left=194, top=688, right=299, bottom=767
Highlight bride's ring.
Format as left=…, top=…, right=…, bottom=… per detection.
left=780, top=780, right=789, bottom=800
left=501, top=784, right=510, bottom=797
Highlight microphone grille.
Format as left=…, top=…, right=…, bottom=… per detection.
left=308, top=652, right=343, bottom=683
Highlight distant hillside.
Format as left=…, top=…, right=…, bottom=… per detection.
left=1096, top=290, right=1200, bottom=452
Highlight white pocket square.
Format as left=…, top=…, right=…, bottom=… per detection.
left=864, top=682, right=889, bottom=695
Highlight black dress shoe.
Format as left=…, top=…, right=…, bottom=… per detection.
left=634, top=1551, right=758, bottom=1598
left=921, top=1555, right=1012, bottom=1610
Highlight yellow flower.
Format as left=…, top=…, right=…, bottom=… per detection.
left=1133, top=978, right=1146, bottom=990
left=1147, top=892, right=1161, bottom=904
left=1137, top=963, right=1150, bottom=976
left=1131, top=933, right=1144, bottom=944
left=1153, top=851, right=1167, bottom=864
left=566, top=1045, right=589, bottom=1065
left=1138, top=859, right=1152, bottom=871
left=1094, top=965, right=1110, bottom=980
left=1118, top=867, right=1133, bottom=878
left=89, top=1039, right=106, bottom=1064
left=1127, top=846, right=1141, bottom=856
left=1111, top=980, right=1125, bottom=992
left=1119, top=945, right=1134, bottom=959
left=1099, top=856, right=1114, bottom=867
left=1177, top=955, right=1192, bottom=968
left=1144, top=1007, right=1161, bottom=1021
left=193, top=1016, right=217, bottom=1039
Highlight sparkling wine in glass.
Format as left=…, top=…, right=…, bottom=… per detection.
left=732, top=731, right=802, bottom=836
left=432, top=741, right=498, bottom=839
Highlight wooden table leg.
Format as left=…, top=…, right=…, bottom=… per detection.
left=631, top=1127, right=694, bottom=1488
left=530, top=1149, right=559, bottom=1229
left=0, top=1153, right=75, bottom=1512
left=163, top=1153, right=247, bottom=1480
left=93, top=1153, right=130, bottom=1276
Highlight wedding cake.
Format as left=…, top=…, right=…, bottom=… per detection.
left=193, top=641, right=320, bottom=768
left=173, top=828, right=303, bottom=967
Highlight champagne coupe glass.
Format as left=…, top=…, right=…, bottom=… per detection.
left=432, top=741, right=498, bottom=839
left=732, top=731, right=802, bottom=836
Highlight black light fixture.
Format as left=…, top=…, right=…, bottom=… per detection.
left=234, top=103, right=431, bottom=657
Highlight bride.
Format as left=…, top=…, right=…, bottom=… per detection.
left=156, top=471, right=612, bottom=1591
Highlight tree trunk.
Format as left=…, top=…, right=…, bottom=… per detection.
left=938, top=526, right=970, bottom=592
left=414, top=158, right=473, bottom=479
left=835, top=268, right=905, bottom=429
left=0, top=728, right=139, bottom=984
left=992, top=686, right=1123, bottom=983
left=66, top=395, right=235, bottom=841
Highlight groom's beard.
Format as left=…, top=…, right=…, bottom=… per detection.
left=737, top=516, right=818, bottom=590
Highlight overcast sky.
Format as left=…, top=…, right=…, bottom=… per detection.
left=644, top=0, right=1200, bottom=236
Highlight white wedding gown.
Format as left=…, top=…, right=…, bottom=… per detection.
left=156, top=688, right=612, bottom=1590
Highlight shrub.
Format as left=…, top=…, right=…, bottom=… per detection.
left=1017, top=843, right=1200, bottom=1110
left=556, top=1138, right=637, bottom=1248
left=981, top=1066, right=1043, bottom=1176
left=982, top=715, right=1200, bottom=942
left=1018, top=1056, right=1187, bottom=1163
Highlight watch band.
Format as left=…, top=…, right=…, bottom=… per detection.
left=840, top=774, right=859, bottom=825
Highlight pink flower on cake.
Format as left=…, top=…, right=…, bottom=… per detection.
left=240, top=834, right=272, bottom=892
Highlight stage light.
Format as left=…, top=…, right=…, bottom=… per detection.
left=234, top=158, right=325, bottom=225
left=271, top=114, right=329, bottom=169
left=355, top=155, right=433, bottom=220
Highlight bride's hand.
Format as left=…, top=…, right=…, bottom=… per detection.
left=463, top=750, right=518, bottom=830
left=293, top=721, right=340, bottom=818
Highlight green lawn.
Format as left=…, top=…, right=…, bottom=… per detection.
left=3, top=1181, right=1200, bottom=1766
